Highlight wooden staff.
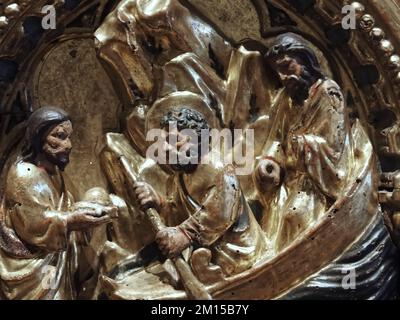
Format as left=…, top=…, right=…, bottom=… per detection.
left=119, top=156, right=212, bottom=300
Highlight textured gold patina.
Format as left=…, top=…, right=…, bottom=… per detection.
left=0, top=0, right=399, bottom=300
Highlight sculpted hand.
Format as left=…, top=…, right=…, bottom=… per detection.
left=256, top=159, right=282, bottom=187
left=73, top=201, right=118, bottom=218
left=67, top=205, right=118, bottom=231
left=155, top=226, right=191, bottom=258
left=133, top=182, right=163, bottom=211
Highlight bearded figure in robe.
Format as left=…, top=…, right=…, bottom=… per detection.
left=99, top=99, right=267, bottom=299
left=95, top=0, right=274, bottom=261
left=254, top=33, right=354, bottom=251
left=0, top=107, right=118, bottom=300
left=141, top=106, right=266, bottom=274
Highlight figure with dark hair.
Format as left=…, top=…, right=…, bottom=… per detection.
left=132, top=105, right=266, bottom=279
left=266, top=33, right=326, bottom=106
left=0, top=107, right=118, bottom=299
left=158, top=107, right=211, bottom=173
left=254, top=33, right=352, bottom=250
left=20, top=107, right=72, bottom=170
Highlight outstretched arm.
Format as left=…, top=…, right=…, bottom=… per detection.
left=6, top=165, right=117, bottom=253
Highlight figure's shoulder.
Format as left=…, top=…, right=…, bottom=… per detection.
left=320, top=79, right=343, bottom=96
left=319, top=78, right=345, bottom=108
left=196, top=155, right=237, bottom=184
left=197, top=150, right=226, bottom=175
left=6, top=161, right=44, bottom=187
left=4, top=161, right=44, bottom=201
left=321, top=78, right=341, bottom=89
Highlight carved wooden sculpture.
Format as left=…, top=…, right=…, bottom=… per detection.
left=0, top=0, right=399, bottom=300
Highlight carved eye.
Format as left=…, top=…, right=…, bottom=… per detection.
left=56, top=132, right=67, bottom=140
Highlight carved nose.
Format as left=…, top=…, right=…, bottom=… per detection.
left=64, top=139, right=72, bottom=152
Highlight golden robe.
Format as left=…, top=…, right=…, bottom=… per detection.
left=258, top=79, right=352, bottom=251
left=0, top=161, right=79, bottom=300
left=162, top=157, right=267, bottom=276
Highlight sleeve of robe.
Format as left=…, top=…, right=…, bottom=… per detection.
left=288, top=80, right=348, bottom=199
left=5, top=162, right=69, bottom=252
left=179, top=165, right=241, bottom=246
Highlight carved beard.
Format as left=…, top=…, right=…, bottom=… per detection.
left=55, top=153, right=70, bottom=171
left=168, top=145, right=201, bottom=173
left=286, top=68, right=314, bottom=106
left=170, top=162, right=197, bottom=173
left=43, top=145, right=70, bottom=171
left=48, top=152, right=70, bottom=171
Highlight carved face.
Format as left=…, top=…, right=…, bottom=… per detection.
left=42, top=120, right=73, bottom=171
left=274, top=54, right=303, bottom=89
left=160, top=107, right=210, bottom=172
left=271, top=53, right=313, bottom=105
left=163, top=126, right=199, bottom=173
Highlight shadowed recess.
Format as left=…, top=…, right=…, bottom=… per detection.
left=368, top=109, right=396, bottom=130
left=23, top=16, right=45, bottom=46
left=354, top=64, right=380, bottom=87
left=65, top=0, right=80, bottom=10
left=267, top=2, right=297, bottom=27
left=325, top=23, right=352, bottom=46
left=286, top=0, right=316, bottom=14
left=0, top=59, right=18, bottom=82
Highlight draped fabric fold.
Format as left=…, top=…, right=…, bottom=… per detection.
left=0, top=162, right=78, bottom=300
